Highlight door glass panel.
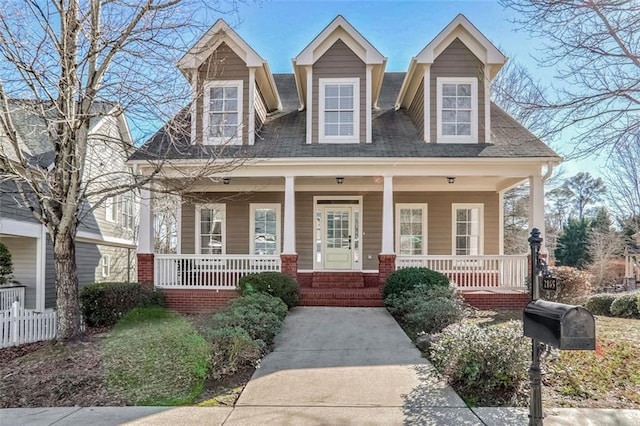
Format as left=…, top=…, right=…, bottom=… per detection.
left=316, top=209, right=322, bottom=263
left=354, top=209, right=360, bottom=263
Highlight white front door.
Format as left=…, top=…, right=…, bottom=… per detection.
left=324, top=207, right=353, bottom=270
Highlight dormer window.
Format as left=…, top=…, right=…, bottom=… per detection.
left=437, top=77, right=477, bottom=143
left=203, top=80, right=243, bottom=145
left=319, top=78, right=360, bottom=143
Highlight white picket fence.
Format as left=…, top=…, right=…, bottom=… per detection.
left=1, top=301, right=57, bottom=348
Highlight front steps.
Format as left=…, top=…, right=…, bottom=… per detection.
left=298, top=272, right=384, bottom=307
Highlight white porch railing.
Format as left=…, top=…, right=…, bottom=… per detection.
left=154, top=254, right=282, bottom=289
left=0, top=285, right=25, bottom=311
left=1, top=301, right=57, bottom=348
left=396, top=255, right=528, bottom=289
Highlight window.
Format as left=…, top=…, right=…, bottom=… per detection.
left=250, top=204, right=281, bottom=255
left=437, top=77, right=478, bottom=143
left=319, top=78, right=360, bottom=143
left=452, top=204, right=484, bottom=255
left=396, top=204, right=428, bottom=255
left=195, top=204, right=225, bottom=254
left=105, top=196, right=117, bottom=223
left=203, top=80, right=243, bottom=145
left=121, top=193, right=135, bottom=231
left=100, top=255, right=110, bottom=278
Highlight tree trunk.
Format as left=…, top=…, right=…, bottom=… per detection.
left=54, top=229, right=82, bottom=342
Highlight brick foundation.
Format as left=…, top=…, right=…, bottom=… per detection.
left=162, top=289, right=239, bottom=314
left=137, top=253, right=154, bottom=284
left=460, top=291, right=530, bottom=310
left=281, top=254, right=298, bottom=279
left=378, top=254, right=396, bottom=286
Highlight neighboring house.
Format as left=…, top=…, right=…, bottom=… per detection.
left=0, top=101, right=137, bottom=311
left=130, top=15, right=561, bottom=312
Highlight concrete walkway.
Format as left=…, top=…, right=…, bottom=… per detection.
left=2, top=307, right=640, bottom=425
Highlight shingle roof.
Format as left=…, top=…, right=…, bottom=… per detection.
left=130, top=72, right=560, bottom=161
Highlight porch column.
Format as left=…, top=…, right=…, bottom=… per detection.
left=379, top=175, right=396, bottom=285
left=281, top=176, right=298, bottom=278
left=137, top=187, right=154, bottom=284
left=529, top=175, right=546, bottom=252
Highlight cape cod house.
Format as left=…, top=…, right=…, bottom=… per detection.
left=130, top=14, right=561, bottom=312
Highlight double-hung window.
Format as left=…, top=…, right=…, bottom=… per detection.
left=396, top=204, right=428, bottom=255
left=437, top=77, right=477, bottom=143
left=250, top=204, right=281, bottom=255
left=105, top=196, right=118, bottom=223
left=452, top=204, right=483, bottom=255
left=204, top=80, right=243, bottom=145
left=319, top=78, right=359, bottom=143
left=100, top=255, right=110, bottom=278
left=196, top=204, right=225, bottom=254
left=121, top=193, right=135, bottom=231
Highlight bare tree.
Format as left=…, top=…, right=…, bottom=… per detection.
left=0, top=1, right=249, bottom=341
left=587, top=227, right=625, bottom=289
left=499, top=0, right=640, bottom=159
left=603, top=135, right=640, bottom=221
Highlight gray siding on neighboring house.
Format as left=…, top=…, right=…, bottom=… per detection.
left=0, top=235, right=37, bottom=309
left=45, top=236, right=55, bottom=309
left=0, top=181, right=40, bottom=224
left=430, top=38, right=485, bottom=143
left=312, top=39, right=366, bottom=143
left=196, top=42, right=250, bottom=145
left=407, top=78, right=425, bottom=140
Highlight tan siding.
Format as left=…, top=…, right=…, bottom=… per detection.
left=181, top=203, right=195, bottom=254
left=429, top=38, right=485, bottom=143
left=407, top=78, right=425, bottom=139
left=362, top=192, right=382, bottom=270
left=312, top=40, right=366, bottom=143
left=196, top=42, right=250, bottom=145
left=0, top=236, right=37, bottom=309
left=394, top=192, right=499, bottom=255
left=295, top=193, right=314, bottom=269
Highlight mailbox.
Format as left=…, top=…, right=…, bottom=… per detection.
left=523, top=300, right=596, bottom=350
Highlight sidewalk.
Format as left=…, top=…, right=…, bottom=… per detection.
left=2, top=307, right=639, bottom=425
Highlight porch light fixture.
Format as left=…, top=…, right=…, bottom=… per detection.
left=447, top=177, right=455, bottom=184
left=336, top=177, right=345, bottom=184
left=222, top=177, right=231, bottom=185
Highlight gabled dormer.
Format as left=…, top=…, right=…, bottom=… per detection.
left=292, top=16, right=386, bottom=144
left=395, top=14, right=507, bottom=144
left=178, top=19, right=281, bottom=146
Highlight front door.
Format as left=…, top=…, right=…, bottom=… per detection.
left=324, top=207, right=352, bottom=269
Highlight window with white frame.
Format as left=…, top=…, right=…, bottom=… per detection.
left=250, top=204, right=281, bottom=255
left=319, top=78, right=360, bottom=143
left=203, top=80, right=243, bottom=145
left=100, top=255, right=110, bottom=278
left=396, top=204, right=428, bottom=255
left=105, top=196, right=117, bottom=223
left=196, top=204, right=225, bottom=254
left=452, top=204, right=483, bottom=255
left=121, top=193, right=135, bottom=231
left=437, top=77, right=478, bottom=143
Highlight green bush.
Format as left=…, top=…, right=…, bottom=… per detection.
left=238, top=272, right=299, bottom=308
left=383, top=267, right=449, bottom=299
left=386, top=285, right=463, bottom=334
left=203, top=326, right=263, bottom=379
left=584, top=293, right=617, bottom=316
left=205, top=305, right=283, bottom=345
left=102, top=307, right=210, bottom=405
left=610, top=292, right=640, bottom=318
left=637, top=293, right=640, bottom=315
left=429, top=321, right=529, bottom=406
left=80, top=282, right=165, bottom=327
left=0, top=241, right=17, bottom=285
left=228, top=293, right=288, bottom=321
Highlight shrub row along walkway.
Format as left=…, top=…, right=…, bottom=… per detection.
left=4, top=307, right=640, bottom=425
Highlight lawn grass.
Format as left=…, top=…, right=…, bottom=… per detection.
left=101, top=307, right=210, bottom=406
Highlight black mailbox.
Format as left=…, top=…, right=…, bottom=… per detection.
left=523, top=300, right=596, bottom=350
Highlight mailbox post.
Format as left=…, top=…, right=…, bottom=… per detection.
left=527, top=228, right=544, bottom=426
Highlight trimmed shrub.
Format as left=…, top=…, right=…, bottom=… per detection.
left=541, top=266, right=594, bottom=304
left=202, top=326, right=263, bottom=379
left=80, top=282, right=165, bottom=327
left=610, top=292, right=640, bottom=318
left=228, top=293, right=288, bottom=321
left=205, top=305, right=283, bottom=345
left=386, top=285, right=463, bottom=334
left=383, top=267, right=450, bottom=299
left=429, top=321, right=529, bottom=406
left=238, top=272, right=299, bottom=308
left=584, top=293, right=617, bottom=316
left=0, top=241, right=17, bottom=285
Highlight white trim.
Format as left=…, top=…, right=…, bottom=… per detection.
left=101, top=254, right=111, bottom=278
left=248, top=68, right=256, bottom=145
left=436, top=77, right=478, bottom=143
left=195, top=203, right=226, bottom=255
left=318, top=77, right=360, bottom=144
left=203, top=80, right=244, bottom=146
left=105, top=196, right=117, bottom=223
left=249, top=203, right=281, bottom=256
left=0, top=218, right=42, bottom=238
left=451, top=203, right=484, bottom=256
left=423, top=66, right=430, bottom=142
left=395, top=203, right=428, bottom=255
left=190, top=71, right=198, bottom=144
left=137, top=187, right=153, bottom=253
left=366, top=66, right=372, bottom=143
left=306, top=66, right=313, bottom=144
left=36, top=225, right=46, bottom=311
left=283, top=176, right=296, bottom=254
left=76, top=231, right=137, bottom=248
left=381, top=176, right=395, bottom=254
left=484, top=64, right=491, bottom=143
left=498, top=190, right=504, bottom=255
left=176, top=195, right=182, bottom=255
